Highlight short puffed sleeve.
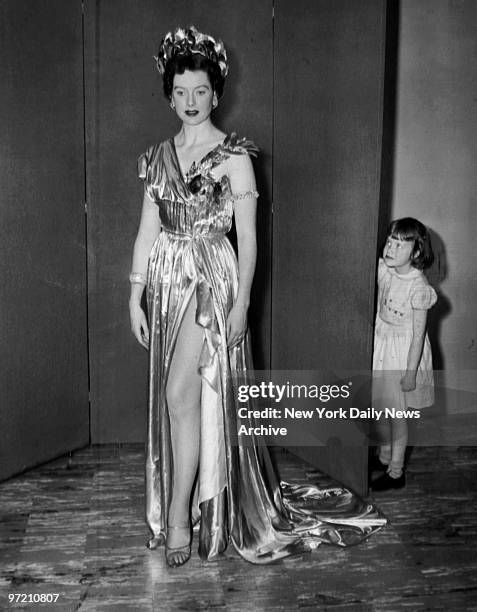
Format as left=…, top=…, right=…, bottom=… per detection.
left=410, top=283, right=437, bottom=310
left=137, top=151, right=148, bottom=180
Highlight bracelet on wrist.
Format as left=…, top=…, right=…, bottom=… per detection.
left=129, top=272, right=147, bottom=285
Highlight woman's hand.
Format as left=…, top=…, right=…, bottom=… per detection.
left=226, top=303, right=248, bottom=348
left=130, top=301, right=150, bottom=349
left=400, top=371, right=417, bottom=392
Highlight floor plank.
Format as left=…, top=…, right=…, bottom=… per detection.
left=1, top=445, right=476, bottom=611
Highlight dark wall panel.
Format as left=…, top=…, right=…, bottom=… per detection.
left=85, top=0, right=272, bottom=442
left=272, top=0, right=386, bottom=493
left=0, top=0, right=89, bottom=479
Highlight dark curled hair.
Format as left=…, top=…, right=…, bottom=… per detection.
left=385, top=217, right=434, bottom=270
left=162, top=53, right=225, bottom=100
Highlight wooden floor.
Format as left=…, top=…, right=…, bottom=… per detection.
left=1, top=445, right=476, bottom=611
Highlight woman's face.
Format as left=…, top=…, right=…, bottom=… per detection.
left=171, top=69, right=217, bottom=126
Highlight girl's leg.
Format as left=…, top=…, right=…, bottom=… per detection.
left=373, top=417, right=392, bottom=465
left=166, top=293, right=203, bottom=561
left=371, top=416, right=407, bottom=490
left=372, top=373, right=393, bottom=465
left=388, top=417, right=408, bottom=478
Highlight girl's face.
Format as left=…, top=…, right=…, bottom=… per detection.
left=383, top=235, right=415, bottom=274
left=171, top=69, right=217, bottom=126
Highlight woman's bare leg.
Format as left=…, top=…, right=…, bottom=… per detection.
left=165, top=293, right=203, bottom=562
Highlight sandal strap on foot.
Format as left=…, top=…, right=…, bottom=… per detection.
left=165, top=542, right=192, bottom=567
left=147, top=534, right=165, bottom=549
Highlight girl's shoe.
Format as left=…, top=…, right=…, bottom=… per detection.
left=371, top=471, right=406, bottom=491
left=165, top=525, right=192, bottom=568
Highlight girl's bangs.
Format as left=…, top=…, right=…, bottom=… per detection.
left=389, top=220, right=418, bottom=242
left=390, top=231, right=415, bottom=242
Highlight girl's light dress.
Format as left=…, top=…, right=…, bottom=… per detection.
left=373, top=258, right=437, bottom=411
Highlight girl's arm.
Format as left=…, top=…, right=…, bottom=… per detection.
left=129, top=191, right=161, bottom=348
left=226, top=153, right=257, bottom=348
left=401, top=308, right=428, bottom=391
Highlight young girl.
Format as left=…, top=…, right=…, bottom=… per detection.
left=371, top=217, right=437, bottom=491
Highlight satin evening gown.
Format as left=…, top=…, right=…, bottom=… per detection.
left=138, top=134, right=385, bottom=564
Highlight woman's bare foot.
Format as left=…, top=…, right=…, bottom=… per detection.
left=165, top=524, right=191, bottom=567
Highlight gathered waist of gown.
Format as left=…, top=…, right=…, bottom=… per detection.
left=162, top=227, right=226, bottom=240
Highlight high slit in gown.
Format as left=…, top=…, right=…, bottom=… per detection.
left=137, top=133, right=386, bottom=564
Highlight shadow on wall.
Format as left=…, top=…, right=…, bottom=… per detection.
left=215, top=45, right=272, bottom=370
left=377, top=0, right=399, bottom=250
left=426, top=228, right=451, bottom=371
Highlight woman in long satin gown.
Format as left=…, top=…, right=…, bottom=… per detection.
left=129, top=26, right=385, bottom=567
